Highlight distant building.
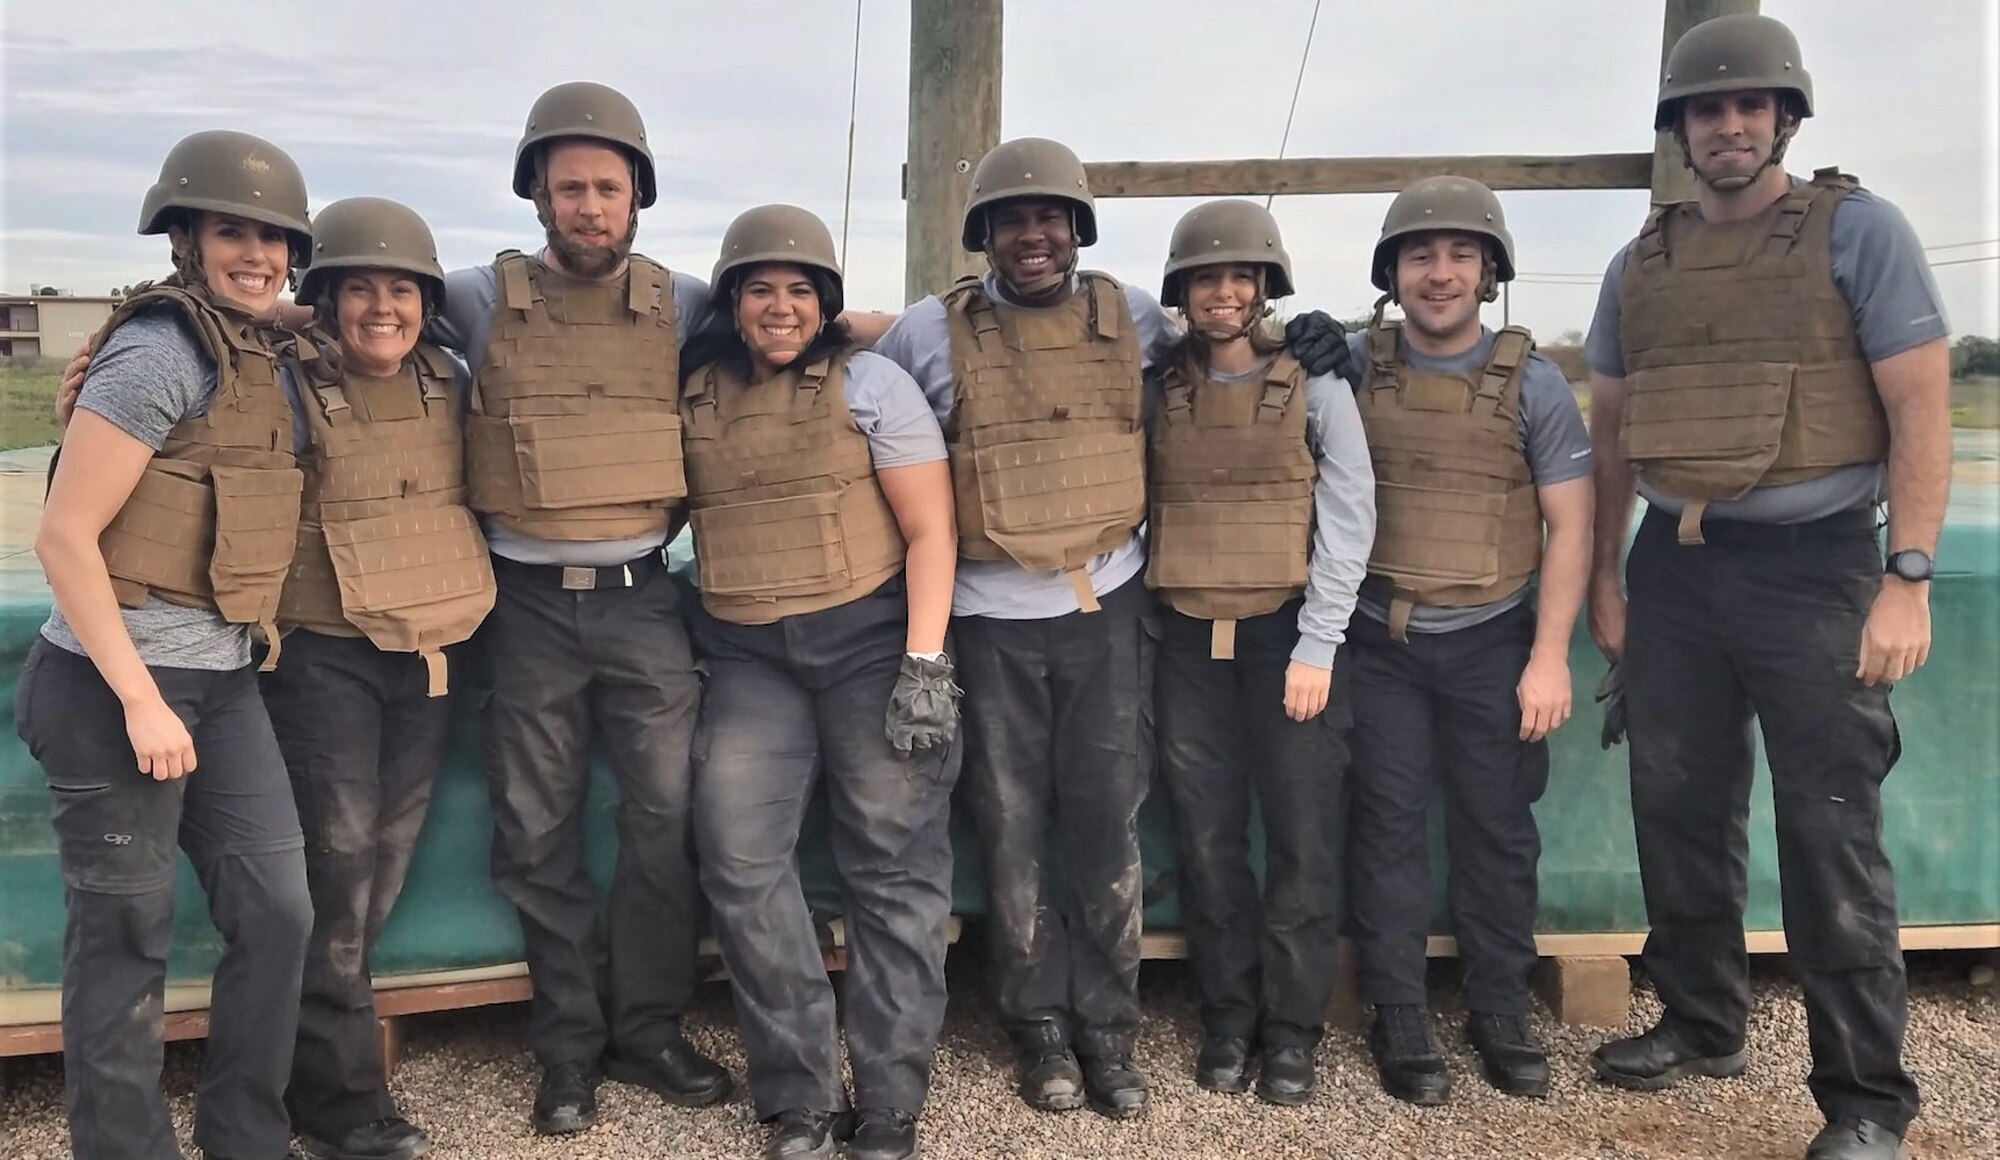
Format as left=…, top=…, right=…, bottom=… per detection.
left=2, top=294, right=119, bottom=362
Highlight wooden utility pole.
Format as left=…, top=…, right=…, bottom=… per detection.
left=1651, top=0, right=1761, bottom=205
left=904, top=0, right=1002, bottom=305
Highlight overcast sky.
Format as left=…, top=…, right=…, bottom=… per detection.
left=3, top=0, right=1995, bottom=341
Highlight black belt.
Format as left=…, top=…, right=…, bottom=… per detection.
left=1646, top=504, right=1878, bottom=548
left=491, top=550, right=667, bottom=590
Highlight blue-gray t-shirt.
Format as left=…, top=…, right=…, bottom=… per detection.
left=428, top=253, right=716, bottom=566
left=1584, top=182, right=1950, bottom=524
left=874, top=271, right=1182, bottom=620
left=1348, top=327, right=1593, bottom=634
left=42, top=310, right=252, bottom=670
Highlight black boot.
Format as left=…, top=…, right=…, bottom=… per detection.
left=1366, top=1005, right=1451, bottom=1106
left=1466, top=1013, right=1551, bottom=1098
left=763, top=1109, right=848, bottom=1160
left=1014, top=1020, right=1084, bottom=1112
left=1805, top=1118, right=1905, bottom=1160
left=298, top=1116, right=432, bottom=1160
left=1079, top=1053, right=1151, bottom=1119
left=1194, top=1035, right=1252, bottom=1094
left=530, top=1062, right=600, bottom=1135
left=603, top=1026, right=733, bottom=1106
left=848, top=1107, right=920, bottom=1160
left=1255, top=1045, right=1317, bottom=1107
left=1590, top=1020, right=1747, bottom=1092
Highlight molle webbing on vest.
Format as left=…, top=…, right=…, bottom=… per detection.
left=1617, top=168, right=1888, bottom=528
left=941, top=271, right=1146, bottom=612
left=1144, top=353, right=1314, bottom=657
left=465, top=251, right=686, bottom=541
left=280, top=339, right=495, bottom=694
left=1357, top=322, right=1543, bottom=641
left=89, top=285, right=304, bottom=669
left=681, top=350, right=906, bottom=625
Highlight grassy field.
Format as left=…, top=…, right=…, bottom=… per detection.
left=0, top=364, right=62, bottom=452
left=1952, top=375, right=2000, bottom=429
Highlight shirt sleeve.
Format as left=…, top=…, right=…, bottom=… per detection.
left=872, top=296, right=957, bottom=426
left=1583, top=246, right=1632, bottom=378
left=842, top=351, right=948, bottom=468
left=1828, top=189, right=1952, bottom=361
left=671, top=270, right=719, bottom=338
left=1294, top=372, right=1376, bottom=667
left=1122, top=283, right=1184, bottom=371
left=1517, top=355, right=1593, bottom=485
left=75, top=311, right=216, bottom=451
left=429, top=264, right=494, bottom=356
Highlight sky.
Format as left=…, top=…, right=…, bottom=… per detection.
left=3, top=0, right=1996, bottom=342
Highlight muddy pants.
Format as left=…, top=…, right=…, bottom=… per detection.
left=260, top=629, right=453, bottom=1139
left=15, top=638, right=312, bottom=1160
left=1624, top=505, right=1917, bottom=1132
left=1155, top=600, right=1350, bottom=1049
left=691, top=578, right=958, bottom=1118
left=476, top=551, right=704, bottom=1067
left=1347, top=603, right=1549, bottom=1016
left=951, top=576, right=1151, bottom=1057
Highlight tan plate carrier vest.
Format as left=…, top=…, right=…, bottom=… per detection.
left=279, top=340, right=497, bottom=695
left=942, top=272, right=1146, bottom=613
left=1617, top=168, right=1889, bottom=544
left=682, top=349, right=906, bottom=626
left=466, top=251, right=687, bottom=542
left=1144, top=353, right=1314, bottom=660
left=1357, top=323, right=1543, bottom=641
left=87, top=284, right=305, bottom=670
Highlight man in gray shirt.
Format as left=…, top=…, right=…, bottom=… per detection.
left=1584, top=17, right=1949, bottom=1160
left=1341, top=177, right=1593, bottom=1108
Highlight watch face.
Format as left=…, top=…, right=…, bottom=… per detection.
left=1890, top=551, right=1934, bottom=581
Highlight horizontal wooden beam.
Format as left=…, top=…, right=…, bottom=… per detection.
left=1084, top=153, right=1656, bottom=199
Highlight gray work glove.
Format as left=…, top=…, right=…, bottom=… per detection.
left=1596, top=662, right=1628, bottom=750
left=1283, top=310, right=1357, bottom=382
left=886, top=652, right=962, bottom=756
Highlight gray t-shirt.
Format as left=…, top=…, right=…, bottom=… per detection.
left=840, top=349, right=949, bottom=467
left=429, top=254, right=716, bottom=566
left=42, top=310, right=252, bottom=670
left=1145, top=361, right=1376, bottom=667
left=1585, top=183, right=1951, bottom=524
left=874, top=271, right=1182, bottom=620
left=1348, top=327, right=1593, bottom=635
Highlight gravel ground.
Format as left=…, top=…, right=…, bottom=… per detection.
left=3, top=950, right=1994, bottom=1160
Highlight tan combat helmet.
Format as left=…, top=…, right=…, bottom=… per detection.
left=960, top=137, right=1097, bottom=252
left=1160, top=199, right=1294, bottom=308
left=1655, top=13, right=1813, bottom=130
left=712, top=204, right=845, bottom=315
left=1370, top=176, right=1516, bottom=298
left=512, top=81, right=658, bottom=208
left=138, top=130, right=312, bottom=265
left=296, top=197, right=446, bottom=308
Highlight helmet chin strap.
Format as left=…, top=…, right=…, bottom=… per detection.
left=1677, top=108, right=1799, bottom=193
left=1185, top=268, right=1268, bottom=343
left=985, top=206, right=1080, bottom=303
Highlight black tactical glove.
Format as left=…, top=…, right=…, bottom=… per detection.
left=886, top=652, right=962, bottom=756
left=1283, top=310, right=1357, bottom=382
left=1596, top=662, right=1628, bottom=750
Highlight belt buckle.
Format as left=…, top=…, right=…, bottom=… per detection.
left=560, top=566, right=597, bottom=591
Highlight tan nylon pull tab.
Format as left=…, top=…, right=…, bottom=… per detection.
left=1387, top=596, right=1415, bottom=643
left=257, top=620, right=282, bottom=672
left=423, top=649, right=448, bottom=698
left=1067, top=567, right=1101, bottom=614
left=1210, top=618, right=1237, bottom=661
left=1678, top=500, right=1708, bottom=546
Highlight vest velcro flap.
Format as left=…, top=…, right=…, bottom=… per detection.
left=206, top=463, right=305, bottom=626
left=971, top=430, right=1147, bottom=570
left=1149, top=499, right=1310, bottom=590
left=1620, top=361, right=1792, bottom=496
left=691, top=490, right=851, bottom=596
left=100, top=462, right=216, bottom=604
left=1368, top=481, right=1505, bottom=590
left=509, top=410, right=687, bottom=509
left=322, top=506, right=495, bottom=650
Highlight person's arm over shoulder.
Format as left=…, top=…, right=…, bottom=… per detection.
left=430, top=265, right=497, bottom=356
left=1583, top=245, right=1632, bottom=379
left=77, top=311, right=215, bottom=451
left=1122, top=282, right=1183, bottom=371
left=843, top=349, right=948, bottom=469
left=1518, top=353, right=1593, bottom=485
left=1829, top=188, right=1951, bottom=361
left=1294, top=371, right=1376, bottom=667
left=670, top=269, right=717, bottom=337
left=873, top=295, right=955, bottom=425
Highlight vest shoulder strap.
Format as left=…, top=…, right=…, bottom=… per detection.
left=1079, top=270, right=1124, bottom=341
left=495, top=251, right=536, bottom=313
left=625, top=254, right=676, bottom=324
left=1478, top=326, right=1535, bottom=411
left=1364, top=320, right=1401, bottom=390
left=1633, top=203, right=1678, bottom=269
left=1257, top=353, right=1306, bottom=423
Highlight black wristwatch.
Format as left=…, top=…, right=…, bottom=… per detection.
left=1884, top=549, right=1935, bottom=583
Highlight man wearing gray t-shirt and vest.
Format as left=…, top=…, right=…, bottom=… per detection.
left=1584, top=16, right=1950, bottom=1160
left=1343, top=176, right=1594, bottom=1108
